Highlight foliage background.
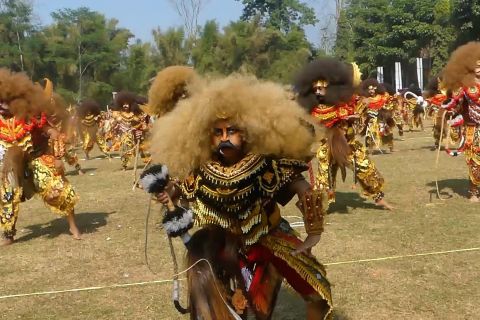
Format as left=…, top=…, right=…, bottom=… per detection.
left=1, top=0, right=479, bottom=104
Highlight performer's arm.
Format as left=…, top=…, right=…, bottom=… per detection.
left=288, top=178, right=325, bottom=255
left=442, top=88, right=463, bottom=111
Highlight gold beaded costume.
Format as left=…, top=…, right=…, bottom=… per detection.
left=442, top=42, right=480, bottom=198
left=150, top=74, right=333, bottom=319
left=359, top=79, right=396, bottom=152
left=0, top=69, right=78, bottom=240
left=295, top=58, right=386, bottom=205
left=424, top=76, right=460, bottom=149
left=77, top=100, right=109, bottom=159
left=111, top=92, right=150, bottom=170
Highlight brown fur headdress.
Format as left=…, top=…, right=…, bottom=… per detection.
left=443, top=42, right=480, bottom=90
left=77, top=100, right=101, bottom=118
left=147, top=66, right=200, bottom=117
left=424, top=74, right=445, bottom=98
left=113, top=91, right=142, bottom=114
left=360, top=78, right=386, bottom=96
left=0, top=68, right=51, bottom=118
left=150, top=75, right=318, bottom=179
left=294, top=58, right=354, bottom=111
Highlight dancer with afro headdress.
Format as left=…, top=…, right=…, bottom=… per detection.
left=146, top=74, right=333, bottom=319
left=77, top=100, right=110, bottom=160
left=424, top=75, right=460, bottom=150
left=358, top=78, right=396, bottom=153
left=441, top=41, right=480, bottom=201
left=0, top=69, right=81, bottom=245
left=110, top=91, right=150, bottom=170
left=294, top=58, right=393, bottom=210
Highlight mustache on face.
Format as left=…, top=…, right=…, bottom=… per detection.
left=217, top=140, right=239, bottom=150
left=217, top=140, right=240, bottom=155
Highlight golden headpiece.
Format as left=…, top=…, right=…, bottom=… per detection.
left=313, top=80, right=329, bottom=88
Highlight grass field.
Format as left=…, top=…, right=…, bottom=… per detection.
left=1, top=120, right=479, bottom=320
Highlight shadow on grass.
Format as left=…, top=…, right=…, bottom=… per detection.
left=15, top=211, right=113, bottom=243
left=327, top=192, right=381, bottom=214
left=65, top=167, right=97, bottom=176
left=426, top=178, right=469, bottom=198
left=273, top=287, right=351, bottom=319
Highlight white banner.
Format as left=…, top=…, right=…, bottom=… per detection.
left=416, top=58, right=424, bottom=90
left=395, top=62, right=403, bottom=92
left=377, top=66, right=384, bottom=83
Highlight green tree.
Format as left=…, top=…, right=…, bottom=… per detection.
left=191, top=19, right=314, bottom=83
left=151, top=26, right=189, bottom=68
left=43, top=7, right=132, bottom=104
left=0, top=0, right=45, bottom=76
left=236, top=0, right=317, bottom=33
left=452, top=0, right=480, bottom=45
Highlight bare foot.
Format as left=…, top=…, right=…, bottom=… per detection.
left=1, top=237, right=14, bottom=246
left=376, top=198, right=394, bottom=210
left=78, top=169, right=85, bottom=175
left=469, top=195, right=479, bottom=203
left=69, top=227, right=82, bottom=240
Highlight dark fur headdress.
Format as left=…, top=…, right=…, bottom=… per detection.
left=114, top=91, right=141, bottom=114
left=0, top=68, right=51, bottom=118
left=360, top=78, right=386, bottom=96
left=424, top=74, right=444, bottom=98
left=294, top=58, right=354, bottom=111
left=382, top=83, right=396, bottom=95
left=77, top=100, right=101, bottom=118
left=443, top=42, right=480, bottom=90
left=148, top=66, right=200, bottom=117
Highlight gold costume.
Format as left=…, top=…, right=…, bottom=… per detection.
left=0, top=115, right=77, bottom=238
left=180, top=153, right=332, bottom=318
left=111, top=111, right=150, bottom=169
left=314, top=126, right=385, bottom=204
left=80, top=114, right=109, bottom=155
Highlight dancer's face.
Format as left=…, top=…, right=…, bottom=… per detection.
left=211, top=119, right=244, bottom=164
left=313, top=80, right=328, bottom=104
left=122, top=103, right=130, bottom=111
left=313, top=80, right=328, bottom=98
left=0, top=102, right=12, bottom=117
left=368, top=85, right=377, bottom=97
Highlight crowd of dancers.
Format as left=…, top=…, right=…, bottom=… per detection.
left=1, top=41, right=480, bottom=319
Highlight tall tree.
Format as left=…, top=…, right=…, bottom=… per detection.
left=151, top=27, right=189, bottom=67
left=43, top=7, right=132, bottom=103
left=236, top=0, right=317, bottom=33
left=452, top=0, right=480, bottom=45
left=0, top=0, right=43, bottom=75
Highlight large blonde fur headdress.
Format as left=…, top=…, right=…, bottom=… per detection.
left=443, top=42, right=480, bottom=90
left=147, top=66, right=201, bottom=117
left=150, top=74, right=318, bottom=179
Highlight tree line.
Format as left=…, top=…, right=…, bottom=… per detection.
left=2, top=0, right=480, bottom=105
left=0, top=0, right=319, bottom=105
left=335, top=0, right=480, bottom=84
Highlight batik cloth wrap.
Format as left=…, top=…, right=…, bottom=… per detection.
left=30, top=154, right=78, bottom=215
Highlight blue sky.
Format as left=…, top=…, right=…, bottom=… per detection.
left=33, top=0, right=335, bottom=46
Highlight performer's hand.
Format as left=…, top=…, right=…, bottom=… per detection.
left=155, top=191, right=171, bottom=205
left=292, top=234, right=321, bottom=256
